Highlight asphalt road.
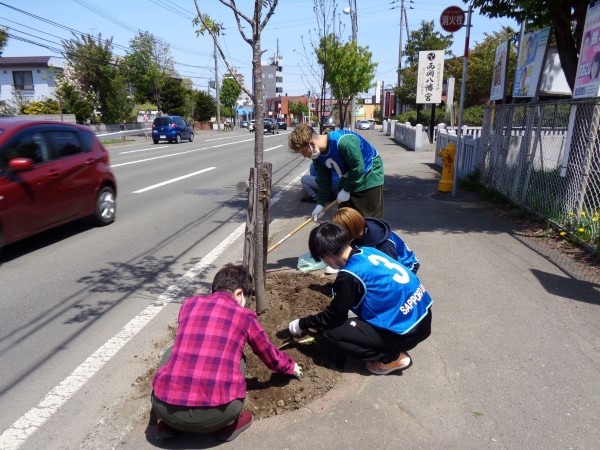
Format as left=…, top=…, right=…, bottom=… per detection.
left=0, top=128, right=306, bottom=449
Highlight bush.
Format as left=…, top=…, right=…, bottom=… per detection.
left=461, top=106, right=485, bottom=126
left=396, top=108, right=449, bottom=127
left=21, top=98, right=60, bottom=115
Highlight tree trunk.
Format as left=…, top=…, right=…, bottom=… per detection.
left=252, top=21, right=267, bottom=313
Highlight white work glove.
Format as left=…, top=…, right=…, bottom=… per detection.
left=293, top=362, right=303, bottom=380
left=288, top=319, right=303, bottom=337
left=337, top=189, right=351, bottom=204
left=311, top=204, right=324, bottom=221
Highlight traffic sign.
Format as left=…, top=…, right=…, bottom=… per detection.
left=440, top=6, right=465, bottom=33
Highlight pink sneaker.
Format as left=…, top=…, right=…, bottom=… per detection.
left=215, top=411, right=253, bottom=442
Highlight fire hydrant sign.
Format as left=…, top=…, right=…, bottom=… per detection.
left=416, top=50, right=445, bottom=104
left=440, top=6, right=465, bottom=33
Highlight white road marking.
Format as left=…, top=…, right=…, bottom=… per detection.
left=119, top=145, right=168, bottom=154
left=0, top=173, right=301, bottom=450
left=132, top=167, right=216, bottom=194
left=265, top=145, right=283, bottom=152
left=111, top=138, right=254, bottom=168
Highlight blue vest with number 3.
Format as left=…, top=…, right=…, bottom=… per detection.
left=343, top=247, right=432, bottom=334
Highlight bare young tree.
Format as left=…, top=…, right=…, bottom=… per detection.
left=193, top=0, right=278, bottom=312
left=294, top=0, right=342, bottom=131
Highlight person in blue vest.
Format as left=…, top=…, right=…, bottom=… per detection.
left=332, top=207, right=420, bottom=274
left=289, top=123, right=384, bottom=220
left=288, top=222, right=432, bottom=375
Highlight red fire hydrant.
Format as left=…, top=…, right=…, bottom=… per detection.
left=438, top=142, right=455, bottom=192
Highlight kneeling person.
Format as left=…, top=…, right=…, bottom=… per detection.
left=288, top=223, right=431, bottom=374
left=152, top=264, right=301, bottom=442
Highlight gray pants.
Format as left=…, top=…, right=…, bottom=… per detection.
left=151, top=345, right=245, bottom=433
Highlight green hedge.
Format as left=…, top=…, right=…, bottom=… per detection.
left=395, top=105, right=484, bottom=127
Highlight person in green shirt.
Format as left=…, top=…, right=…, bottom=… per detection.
left=289, top=123, right=385, bottom=219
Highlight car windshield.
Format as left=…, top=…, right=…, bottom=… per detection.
left=154, top=117, right=171, bottom=126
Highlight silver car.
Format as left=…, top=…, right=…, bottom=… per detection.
left=356, top=120, right=371, bottom=130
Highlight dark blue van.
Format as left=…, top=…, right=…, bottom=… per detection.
left=152, top=116, right=194, bottom=144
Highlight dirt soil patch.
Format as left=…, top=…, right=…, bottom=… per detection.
left=244, top=271, right=342, bottom=419
left=134, top=271, right=343, bottom=422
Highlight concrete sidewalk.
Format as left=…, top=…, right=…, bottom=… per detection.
left=117, top=130, right=600, bottom=449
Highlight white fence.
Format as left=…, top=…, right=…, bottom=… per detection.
left=383, top=120, right=431, bottom=151
left=434, top=126, right=480, bottom=179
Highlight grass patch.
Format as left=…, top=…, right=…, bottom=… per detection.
left=100, top=138, right=135, bottom=145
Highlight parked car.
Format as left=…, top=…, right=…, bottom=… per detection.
left=0, top=119, right=117, bottom=252
left=264, top=118, right=278, bottom=134
left=321, top=116, right=336, bottom=132
left=151, top=115, right=194, bottom=144
left=276, top=119, right=287, bottom=130
left=356, top=120, right=371, bottom=130
left=241, top=120, right=249, bottom=128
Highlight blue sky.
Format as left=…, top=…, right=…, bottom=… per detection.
left=0, top=0, right=517, bottom=96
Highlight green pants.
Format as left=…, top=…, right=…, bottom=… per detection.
left=342, top=184, right=384, bottom=219
left=150, top=345, right=245, bottom=433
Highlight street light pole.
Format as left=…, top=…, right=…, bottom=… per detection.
left=348, top=0, right=357, bottom=131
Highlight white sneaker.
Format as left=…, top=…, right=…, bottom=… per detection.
left=324, top=266, right=339, bottom=275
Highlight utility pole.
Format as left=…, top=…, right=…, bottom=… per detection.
left=214, top=40, right=221, bottom=132
left=396, top=0, right=404, bottom=117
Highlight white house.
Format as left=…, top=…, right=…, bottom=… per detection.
left=0, top=56, right=65, bottom=104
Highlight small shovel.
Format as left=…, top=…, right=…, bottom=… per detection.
left=278, top=336, right=316, bottom=350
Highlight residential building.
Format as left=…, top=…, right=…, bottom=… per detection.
left=261, top=41, right=283, bottom=108
left=0, top=56, right=64, bottom=105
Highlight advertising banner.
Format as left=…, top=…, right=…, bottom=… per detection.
left=490, top=40, right=509, bottom=101
left=573, top=0, right=600, bottom=98
left=416, top=50, right=444, bottom=104
left=512, top=27, right=550, bottom=98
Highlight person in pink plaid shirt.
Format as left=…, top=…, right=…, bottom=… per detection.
left=151, top=264, right=302, bottom=442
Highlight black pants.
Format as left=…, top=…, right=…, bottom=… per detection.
left=320, top=309, right=432, bottom=363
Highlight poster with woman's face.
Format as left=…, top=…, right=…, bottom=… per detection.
left=573, top=0, right=600, bottom=98
left=490, top=41, right=509, bottom=101
left=512, top=27, right=550, bottom=98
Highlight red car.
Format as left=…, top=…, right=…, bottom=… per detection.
left=0, top=119, right=117, bottom=252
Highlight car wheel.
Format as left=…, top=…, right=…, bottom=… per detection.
left=153, top=139, right=159, bottom=144
left=189, top=132, right=194, bottom=142
left=93, top=186, right=116, bottom=226
left=175, top=134, right=181, bottom=144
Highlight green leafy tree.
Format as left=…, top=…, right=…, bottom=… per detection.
left=403, top=20, right=453, bottom=66
left=55, top=67, right=98, bottom=123
left=396, top=66, right=418, bottom=110
left=160, top=78, right=189, bottom=118
left=468, top=0, right=589, bottom=91
left=0, top=27, right=8, bottom=53
left=317, top=34, right=377, bottom=129
left=120, top=31, right=176, bottom=114
left=445, top=27, right=517, bottom=106
left=220, top=77, right=241, bottom=115
left=194, top=90, right=216, bottom=122
left=62, top=33, right=129, bottom=123
left=288, top=101, right=308, bottom=122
